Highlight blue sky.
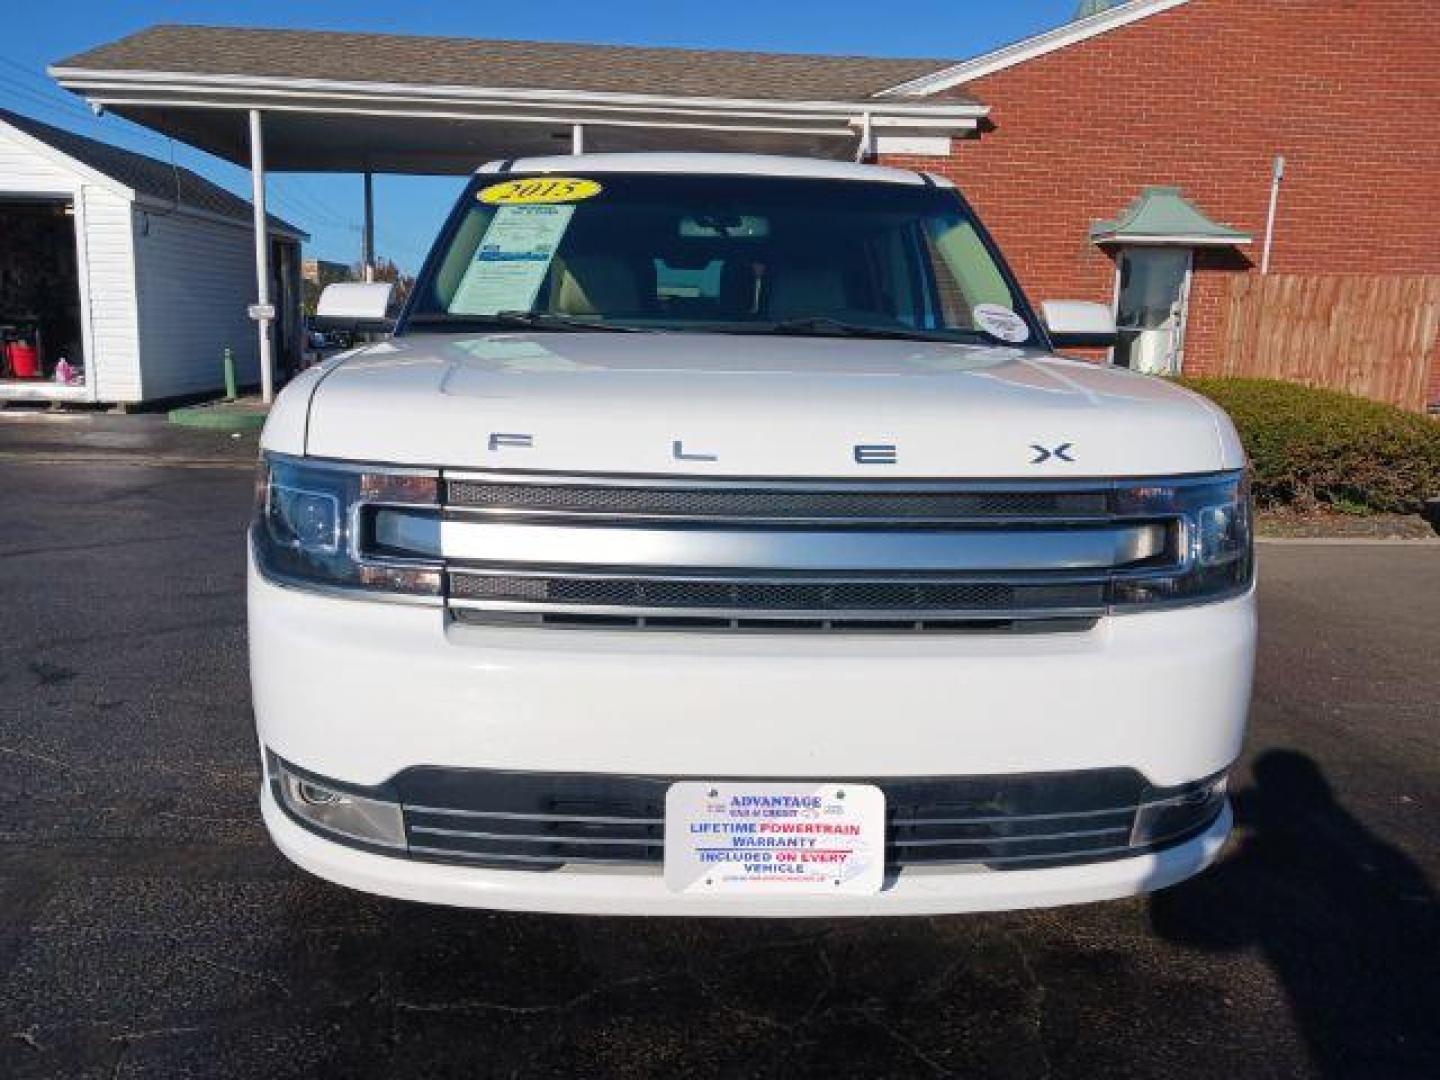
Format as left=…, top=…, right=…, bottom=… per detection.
left=1, top=1, right=1082, bottom=273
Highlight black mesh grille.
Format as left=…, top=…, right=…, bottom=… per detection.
left=450, top=573, right=1104, bottom=614
left=445, top=480, right=1109, bottom=521
left=391, top=767, right=1219, bottom=872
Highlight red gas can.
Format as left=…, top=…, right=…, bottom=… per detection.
left=7, top=341, right=40, bottom=378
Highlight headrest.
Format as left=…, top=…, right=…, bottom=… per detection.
left=550, top=255, right=640, bottom=316
left=768, top=264, right=847, bottom=320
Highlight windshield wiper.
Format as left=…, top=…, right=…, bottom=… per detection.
left=491, top=311, right=654, bottom=333
left=406, top=312, right=652, bottom=333
left=745, top=317, right=984, bottom=343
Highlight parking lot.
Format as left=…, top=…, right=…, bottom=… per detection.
left=1, top=416, right=1437, bottom=1080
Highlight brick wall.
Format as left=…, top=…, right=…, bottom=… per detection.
left=881, top=0, right=1440, bottom=404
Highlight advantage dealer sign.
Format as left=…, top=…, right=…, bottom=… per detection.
left=664, top=782, right=886, bottom=896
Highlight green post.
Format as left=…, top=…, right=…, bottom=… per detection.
left=222, top=347, right=237, bottom=401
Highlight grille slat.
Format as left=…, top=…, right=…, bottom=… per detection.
left=392, top=767, right=1221, bottom=872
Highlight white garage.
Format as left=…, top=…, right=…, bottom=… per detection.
left=0, top=108, right=305, bottom=406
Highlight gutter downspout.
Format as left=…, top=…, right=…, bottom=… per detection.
left=1261, top=154, right=1285, bottom=275
left=855, top=111, right=873, bottom=163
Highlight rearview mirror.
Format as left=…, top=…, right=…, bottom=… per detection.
left=1042, top=300, right=1116, bottom=350
left=312, top=282, right=395, bottom=334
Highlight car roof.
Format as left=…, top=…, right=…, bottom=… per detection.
left=476, top=152, right=948, bottom=187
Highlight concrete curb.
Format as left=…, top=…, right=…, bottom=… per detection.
left=1257, top=536, right=1439, bottom=547
left=0, top=452, right=254, bottom=470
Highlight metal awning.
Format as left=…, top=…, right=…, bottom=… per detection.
left=1090, top=186, right=1252, bottom=247
left=49, top=26, right=988, bottom=172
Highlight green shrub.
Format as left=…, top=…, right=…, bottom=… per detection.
left=1175, top=378, right=1440, bottom=514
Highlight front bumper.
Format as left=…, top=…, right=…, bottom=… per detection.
left=249, top=562, right=1255, bottom=914
left=261, top=783, right=1232, bottom=917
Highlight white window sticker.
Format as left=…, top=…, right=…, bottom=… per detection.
left=973, top=303, right=1031, bottom=344
left=450, top=204, right=575, bottom=315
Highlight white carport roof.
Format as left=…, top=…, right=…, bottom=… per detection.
left=49, top=25, right=989, bottom=173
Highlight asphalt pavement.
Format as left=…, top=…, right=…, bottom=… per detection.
left=0, top=413, right=1436, bottom=1079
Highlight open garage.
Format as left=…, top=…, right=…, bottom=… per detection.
left=0, top=107, right=305, bottom=406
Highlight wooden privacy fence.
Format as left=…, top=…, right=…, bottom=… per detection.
left=1219, top=274, right=1440, bottom=412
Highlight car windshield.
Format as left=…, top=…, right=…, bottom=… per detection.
left=403, top=172, right=1039, bottom=344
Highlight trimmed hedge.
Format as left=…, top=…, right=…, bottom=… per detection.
left=1176, top=378, right=1440, bottom=514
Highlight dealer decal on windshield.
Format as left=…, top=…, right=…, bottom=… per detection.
left=478, top=177, right=603, bottom=205
left=972, top=303, right=1031, bottom=344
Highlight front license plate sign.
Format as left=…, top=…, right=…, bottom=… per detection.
left=664, top=782, right=885, bottom=896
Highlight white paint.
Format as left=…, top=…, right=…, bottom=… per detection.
left=479, top=152, right=932, bottom=184
left=52, top=65, right=986, bottom=119
left=1262, top=154, right=1286, bottom=274
left=264, top=789, right=1232, bottom=916
left=50, top=66, right=987, bottom=171
left=247, top=156, right=1255, bottom=917
left=131, top=207, right=275, bottom=399
left=316, top=282, right=393, bottom=322
left=1094, top=233, right=1252, bottom=247
left=249, top=109, right=274, bottom=403
left=855, top=110, right=873, bottom=162
left=298, top=332, right=1244, bottom=476
left=878, top=0, right=1195, bottom=97
left=250, top=559, right=1252, bottom=914
left=874, top=134, right=952, bottom=156
left=1042, top=300, right=1118, bottom=339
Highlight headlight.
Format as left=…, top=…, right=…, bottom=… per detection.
left=251, top=452, right=442, bottom=599
left=1109, top=472, right=1253, bottom=611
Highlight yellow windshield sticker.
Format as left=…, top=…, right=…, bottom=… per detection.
left=478, top=177, right=602, bottom=206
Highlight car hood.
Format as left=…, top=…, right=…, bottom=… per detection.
left=296, top=331, right=1241, bottom=477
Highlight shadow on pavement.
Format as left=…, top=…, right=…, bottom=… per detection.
left=1149, top=750, right=1439, bottom=1079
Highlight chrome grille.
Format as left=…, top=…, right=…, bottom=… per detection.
left=382, top=471, right=1189, bottom=633
left=393, top=767, right=1218, bottom=871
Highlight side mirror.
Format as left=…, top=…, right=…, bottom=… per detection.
left=1042, top=300, right=1117, bottom=350
left=311, top=282, right=396, bottom=335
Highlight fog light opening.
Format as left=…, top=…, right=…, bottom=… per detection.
left=274, top=758, right=407, bottom=850
left=1131, top=772, right=1228, bottom=848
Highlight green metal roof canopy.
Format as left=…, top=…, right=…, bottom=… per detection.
left=1090, top=186, right=1252, bottom=246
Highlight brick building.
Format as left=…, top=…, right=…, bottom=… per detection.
left=876, top=0, right=1440, bottom=405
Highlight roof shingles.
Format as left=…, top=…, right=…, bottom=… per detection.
left=0, top=107, right=303, bottom=235
left=55, top=24, right=969, bottom=104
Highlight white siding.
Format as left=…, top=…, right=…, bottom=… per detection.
left=0, top=128, right=78, bottom=196
left=132, top=209, right=261, bottom=400
left=79, top=187, right=141, bottom=401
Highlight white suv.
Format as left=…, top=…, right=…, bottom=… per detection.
left=249, top=153, right=1254, bottom=916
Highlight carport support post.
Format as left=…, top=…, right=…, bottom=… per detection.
left=363, top=172, right=376, bottom=282
left=248, top=109, right=275, bottom=404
